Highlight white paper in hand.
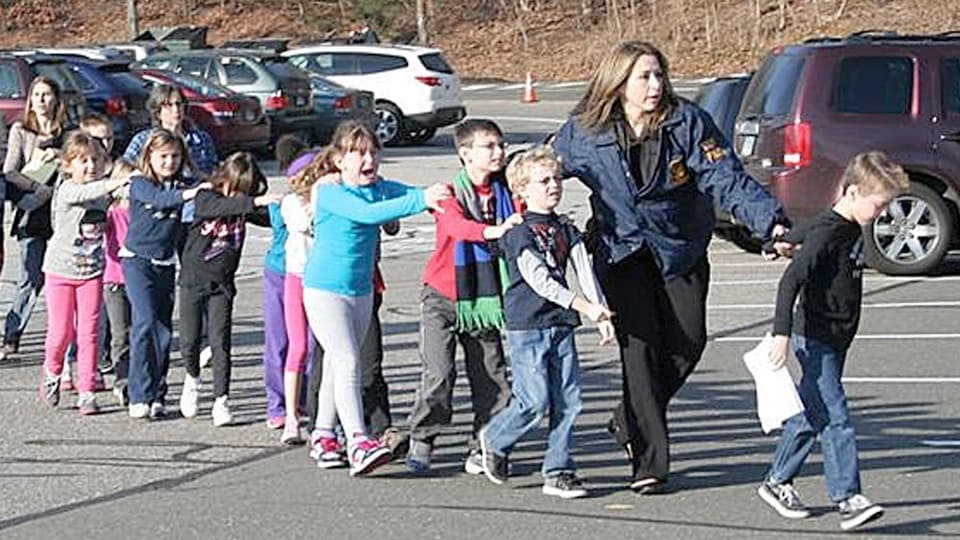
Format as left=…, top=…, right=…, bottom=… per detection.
left=742, top=333, right=805, bottom=433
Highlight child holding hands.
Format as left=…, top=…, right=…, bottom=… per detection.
left=479, top=146, right=614, bottom=498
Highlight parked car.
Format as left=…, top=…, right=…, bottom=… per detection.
left=695, top=73, right=758, bottom=251
left=132, top=68, right=271, bottom=153
left=133, top=49, right=314, bottom=145
left=97, top=41, right=168, bottom=62
left=283, top=43, right=466, bottom=146
left=59, top=58, right=151, bottom=153
left=0, top=51, right=86, bottom=127
left=37, top=47, right=129, bottom=62
left=306, top=74, right=378, bottom=143
left=734, top=31, right=960, bottom=274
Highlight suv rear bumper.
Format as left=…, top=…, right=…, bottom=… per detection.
left=407, top=106, right=466, bottom=129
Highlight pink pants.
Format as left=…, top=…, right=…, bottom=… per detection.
left=283, top=273, right=309, bottom=373
left=44, top=273, right=103, bottom=392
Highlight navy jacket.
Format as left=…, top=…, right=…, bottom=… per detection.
left=554, top=98, right=786, bottom=279
left=123, top=175, right=185, bottom=261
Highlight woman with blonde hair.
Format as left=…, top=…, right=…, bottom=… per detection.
left=554, top=41, right=789, bottom=493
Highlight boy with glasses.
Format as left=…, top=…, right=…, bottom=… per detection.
left=405, top=119, right=522, bottom=473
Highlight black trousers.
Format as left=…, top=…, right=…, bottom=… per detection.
left=179, top=279, right=235, bottom=398
left=603, top=248, right=709, bottom=481
left=305, top=292, right=393, bottom=437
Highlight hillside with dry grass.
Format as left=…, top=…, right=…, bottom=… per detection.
left=1, top=0, right=958, bottom=80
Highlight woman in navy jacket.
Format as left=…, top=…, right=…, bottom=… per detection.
left=554, top=41, right=788, bottom=493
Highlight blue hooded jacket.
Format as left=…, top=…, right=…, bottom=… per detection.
left=554, top=98, right=786, bottom=279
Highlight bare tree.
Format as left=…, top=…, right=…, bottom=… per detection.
left=127, top=0, right=139, bottom=39
left=417, top=0, right=428, bottom=45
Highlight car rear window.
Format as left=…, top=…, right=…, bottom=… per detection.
left=419, top=53, right=453, bottom=74
left=355, top=54, right=408, bottom=74
left=942, top=58, right=960, bottom=113
left=0, top=62, right=22, bottom=98
left=109, top=72, right=150, bottom=94
left=32, top=63, right=81, bottom=93
left=833, top=56, right=912, bottom=114
left=740, top=53, right=805, bottom=117
left=266, top=62, right=308, bottom=81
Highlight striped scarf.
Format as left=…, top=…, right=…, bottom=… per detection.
left=452, top=169, right=515, bottom=332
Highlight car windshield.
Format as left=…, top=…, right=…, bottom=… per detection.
left=0, top=61, right=21, bottom=98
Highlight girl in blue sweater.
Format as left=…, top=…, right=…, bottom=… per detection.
left=122, top=129, right=209, bottom=419
left=302, top=121, right=450, bottom=476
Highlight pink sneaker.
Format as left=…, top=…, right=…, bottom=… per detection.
left=265, top=417, right=285, bottom=430
left=310, top=433, right=347, bottom=469
left=348, top=437, right=392, bottom=477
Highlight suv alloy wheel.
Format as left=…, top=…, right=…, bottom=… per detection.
left=864, top=182, right=956, bottom=275
left=375, top=101, right=403, bottom=145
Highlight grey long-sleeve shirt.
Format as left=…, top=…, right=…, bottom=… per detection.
left=42, top=178, right=122, bottom=279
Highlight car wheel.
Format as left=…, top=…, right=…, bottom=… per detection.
left=715, top=225, right=762, bottom=253
left=864, top=182, right=955, bottom=275
left=375, top=102, right=403, bottom=146
left=404, top=127, right=437, bottom=145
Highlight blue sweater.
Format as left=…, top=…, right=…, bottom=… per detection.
left=264, top=202, right=287, bottom=274
left=302, top=179, right=426, bottom=296
left=123, top=175, right=185, bottom=261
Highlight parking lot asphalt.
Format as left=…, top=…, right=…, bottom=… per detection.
left=0, top=87, right=958, bottom=539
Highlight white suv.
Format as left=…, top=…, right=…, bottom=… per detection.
left=283, top=43, right=466, bottom=145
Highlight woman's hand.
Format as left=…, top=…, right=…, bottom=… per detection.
left=424, top=183, right=452, bottom=213
left=40, top=148, right=58, bottom=162
left=768, top=334, right=790, bottom=369
left=182, top=182, right=212, bottom=201
left=597, top=320, right=616, bottom=346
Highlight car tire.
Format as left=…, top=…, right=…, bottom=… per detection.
left=864, top=182, right=955, bottom=275
left=715, top=226, right=762, bottom=253
left=374, top=102, right=404, bottom=146
left=404, top=127, right=437, bottom=146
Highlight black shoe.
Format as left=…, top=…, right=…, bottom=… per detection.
left=630, top=475, right=666, bottom=495
left=3, top=339, right=19, bottom=355
left=839, top=494, right=884, bottom=531
left=757, top=478, right=811, bottom=519
left=478, top=428, right=508, bottom=485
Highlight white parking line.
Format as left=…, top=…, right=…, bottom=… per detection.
left=472, top=115, right=566, bottom=125
left=501, top=83, right=526, bottom=90
left=920, top=440, right=960, bottom=447
left=714, top=334, right=960, bottom=342
left=845, top=378, right=960, bottom=383
left=709, top=301, right=960, bottom=310
left=713, top=275, right=960, bottom=286
left=462, top=84, right=498, bottom=91
left=549, top=82, right=587, bottom=88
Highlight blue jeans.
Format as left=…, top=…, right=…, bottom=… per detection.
left=768, top=335, right=861, bottom=503
left=122, top=257, right=175, bottom=406
left=484, top=326, right=583, bottom=477
left=4, top=236, right=46, bottom=343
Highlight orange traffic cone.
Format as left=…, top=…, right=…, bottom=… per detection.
left=521, top=71, right=538, bottom=103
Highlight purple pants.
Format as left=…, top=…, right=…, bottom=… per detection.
left=262, top=268, right=288, bottom=419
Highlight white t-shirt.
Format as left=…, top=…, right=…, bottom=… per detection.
left=280, top=192, right=314, bottom=275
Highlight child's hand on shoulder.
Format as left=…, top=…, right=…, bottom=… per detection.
left=768, top=334, right=790, bottom=369
left=317, top=172, right=341, bottom=185
left=254, top=192, right=283, bottom=207
left=424, top=183, right=452, bottom=214
left=183, top=182, right=213, bottom=201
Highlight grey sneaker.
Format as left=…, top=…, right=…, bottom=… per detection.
left=39, top=370, right=61, bottom=407
left=479, top=428, right=508, bottom=485
left=543, top=472, right=588, bottom=499
left=839, top=494, right=884, bottom=531
left=464, top=448, right=484, bottom=475
left=77, top=392, right=100, bottom=415
left=405, top=439, right=432, bottom=473
left=758, top=478, right=811, bottom=519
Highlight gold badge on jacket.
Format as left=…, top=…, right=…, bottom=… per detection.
left=669, top=156, right=691, bottom=185
left=700, top=138, right=728, bottom=163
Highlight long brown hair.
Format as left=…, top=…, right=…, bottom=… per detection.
left=209, top=151, right=265, bottom=196
left=22, top=76, right=68, bottom=136
left=136, top=129, right=187, bottom=184
left=573, top=41, right=679, bottom=134
left=289, top=120, right=381, bottom=198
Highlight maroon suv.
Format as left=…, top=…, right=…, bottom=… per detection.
left=734, top=31, right=960, bottom=274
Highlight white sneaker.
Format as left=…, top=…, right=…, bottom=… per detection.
left=149, top=401, right=167, bottom=419
left=129, top=402, right=150, bottom=419
left=199, top=346, right=213, bottom=369
left=179, top=374, right=201, bottom=418
left=212, top=395, right=233, bottom=427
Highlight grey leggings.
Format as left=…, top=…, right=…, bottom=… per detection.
left=303, top=288, right=373, bottom=445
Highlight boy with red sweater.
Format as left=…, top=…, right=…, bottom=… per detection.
left=405, top=119, right=522, bottom=473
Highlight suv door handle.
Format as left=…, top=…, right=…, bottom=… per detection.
left=940, top=131, right=960, bottom=142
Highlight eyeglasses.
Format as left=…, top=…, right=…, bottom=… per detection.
left=472, top=141, right=507, bottom=152
left=162, top=100, right=186, bottom=109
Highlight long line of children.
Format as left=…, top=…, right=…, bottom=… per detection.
left=23, top=101, right=896, bottom=528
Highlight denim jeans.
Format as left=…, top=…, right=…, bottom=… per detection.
left=122, top=257, right=175, bottom=406
left=484, top=326, right=583, bottom=477
left=768, top=334, right=861, bottom=503
left=4, top=236, right=46, bottom=343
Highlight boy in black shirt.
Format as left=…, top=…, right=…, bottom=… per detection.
left=478, top=146, right=615, bottom=498
left=758, top=151, right=909, bottom=531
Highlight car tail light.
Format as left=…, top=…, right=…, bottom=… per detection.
left=266, top=91, right=289, bottom=111
left=783, top=121, right=811, bottom=168
left=333, top=95, right=354, bottom=110
left=104, top=96, right=127, bottom=117
left=415, top=76, right=442, bottom=87
left=209, top=100, right=239, bottom=119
